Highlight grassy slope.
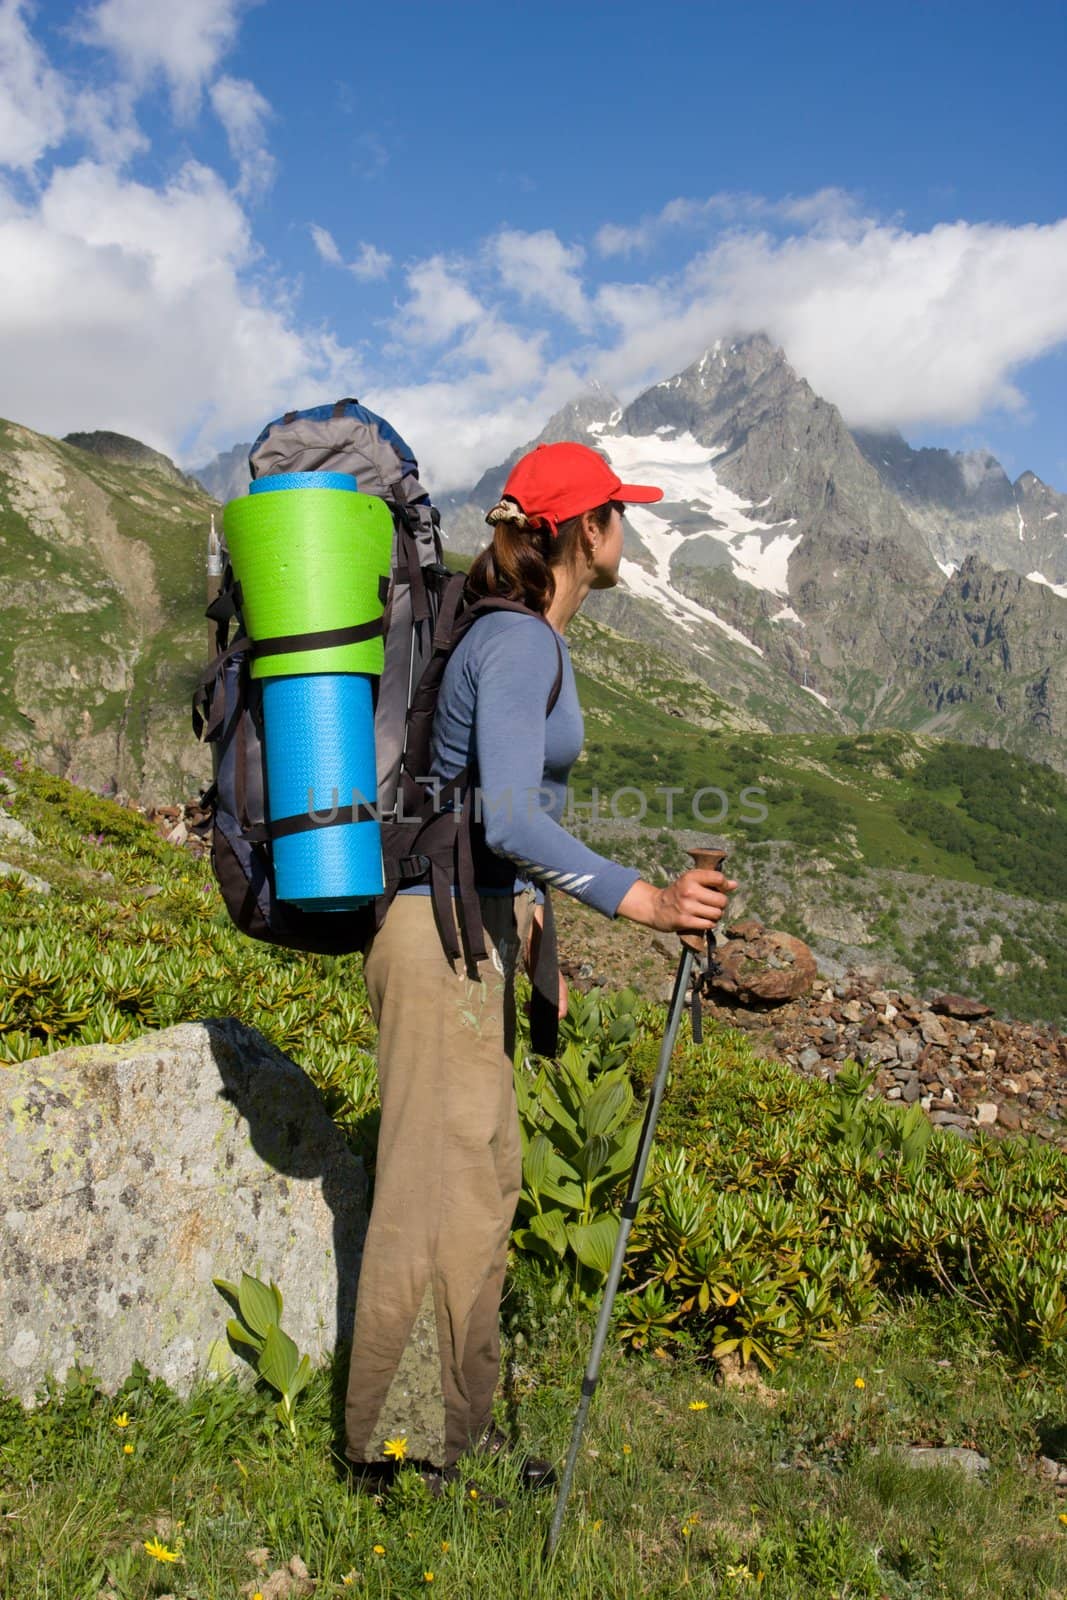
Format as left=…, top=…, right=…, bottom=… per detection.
left=2, top=761, right=1067, bottom=1597
left=0, top=420, right=215, bottom=798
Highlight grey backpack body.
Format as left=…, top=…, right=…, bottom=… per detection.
left=192, top=397, right=563, bottom=1053
left=193, top=398, right=451, bottom=954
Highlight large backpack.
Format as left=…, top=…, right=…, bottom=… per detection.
left=192, top=399, right=563, bottom=1052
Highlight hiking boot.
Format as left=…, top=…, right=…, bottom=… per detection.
left=346, top=1458, right=508, bottom=1508
left=474, top=1423, right=557, bottom=1491
left=421, top=1465, right=509, bottom=1509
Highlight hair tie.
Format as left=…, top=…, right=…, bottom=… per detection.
left=485, top=497, right=530, bottom=528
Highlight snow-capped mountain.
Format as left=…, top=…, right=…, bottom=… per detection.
left=446, top=333, right=1067, bottom=772
left=853, top=429, right=1067, bottom=590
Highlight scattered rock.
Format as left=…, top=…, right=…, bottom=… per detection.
left=715, top=1350, right=778, bottom=1405
left=0, top=859, right=51, bottom=893
left=0, top=813, right=37, bottom=847
left=930, top=992, right=994, bottom=1020
left=710, top=926, right=818, bottom=1004
left=896, top=1446, right=990, bottom=1476
left=0, top=1018, right=367, bottom=1402
left=975, top=1102, right=999, bottom=1127
left=919, top=1011, right=951, bottom=1047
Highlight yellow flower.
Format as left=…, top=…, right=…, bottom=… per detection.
left=342, top=1575, right=357, bottom=1587
left=383, top=1435, right=408, bottom=1462
left=726, top=1564, right=753, bottom=1581
left=1060, top=1513, right=1067, bottom=1526
left=622, top=1443, right=632, bottom=1455
left=424, top=1574, right=435, bottom=1584
left=469, top=1486, right=479, bottom=1500
left=143, top=1537, right=180, bottom=1563
left=854, top=1377, right=866, bottom=1390
left=123, top=1443, right=134, bottom=1455
left=113, top=1411, right=130, bottom=1428
left=688, top=1400, right=709, bottom=1411
left=681, top=1522, right=693, bottom=1538
left=373, top=1543, right=386, bottom=1556
left=252, top=1593, right=264, bottom=1600
left=591, top=1519, right=603, bottom=1532
left=440, top=1540, right=450, bottom=1553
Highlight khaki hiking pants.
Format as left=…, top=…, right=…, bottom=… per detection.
left=344, top=885, right=537, bottom=1469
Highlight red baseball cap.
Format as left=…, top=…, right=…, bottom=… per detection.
left=501, top=441, right=664, bottom=535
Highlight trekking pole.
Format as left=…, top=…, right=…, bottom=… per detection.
left=206, top=511, right=224, bottom=661
left=545, top=846, right=728, bottom=1560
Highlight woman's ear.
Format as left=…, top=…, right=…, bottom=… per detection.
left=579, top=508, right=600, bottom=561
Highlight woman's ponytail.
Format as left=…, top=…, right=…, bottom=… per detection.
left=465, top=495, right=613, bottom=614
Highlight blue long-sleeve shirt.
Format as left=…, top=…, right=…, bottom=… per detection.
left=399, top=610, right=641, bottom=918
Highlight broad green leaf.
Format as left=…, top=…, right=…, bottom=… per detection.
left=595, top=1122, right=642, bottom=1188
left=584, top=1075, right=631, bottom=1139
left=529, top=1208, right=568, bottom=1257
left=288, top=1353, right=312, bottom=1401
left=538, top=1153, right=584, bottom=1208
left=567, top=1213, right=620, bottom=1277
left=226, top=1317, right=262, bottom=1353
left=511, top=1227, right=563, bottom=1264
left=524, top=1133, right=553, bottom=1198
left=237, top=1273, right=281, bottom=1340
left=574, top=1133, right=612, bottom=1182
left=258, top=1322, right=300, bottom=1396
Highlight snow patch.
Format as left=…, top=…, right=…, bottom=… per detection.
left=771, top=604, right=803, bottom=624
left=1044, top=511, right=1060, bottom=521
left=1017, top=506, right=1026, bottom=541
left=598, top=429, right=802, bottom=597
left=1025, top=570, right=1067, bottom=599
left=936, top=559, right=958, bottom=578
left=618, top=551, right=764, bottom=655
left=801, top=684, right=831, bottom=707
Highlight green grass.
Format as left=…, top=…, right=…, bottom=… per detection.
left=4, top=753, right=1067, bottom=1593
left=2, top=1294, right=1066, bottom=1598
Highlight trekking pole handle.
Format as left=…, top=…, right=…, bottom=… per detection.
left=679, top=845, right=729, bottom=952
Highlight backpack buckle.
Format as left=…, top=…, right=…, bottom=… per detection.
left=396, top=852, right=430, bottom=881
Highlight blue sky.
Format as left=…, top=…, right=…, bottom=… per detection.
left=1, top=0, right=1065, bottom=492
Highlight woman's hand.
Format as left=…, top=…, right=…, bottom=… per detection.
left=616, top=869, right=738, bottom=935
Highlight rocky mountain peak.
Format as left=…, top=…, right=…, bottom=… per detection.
left=464, top=385, right=622, bottom=510
left=614, top=330, right=807, bottom=450
left=62, top=430, right=194, bottom=488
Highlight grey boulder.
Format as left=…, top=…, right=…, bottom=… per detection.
left=1, top=1018, right=367, bottom=1403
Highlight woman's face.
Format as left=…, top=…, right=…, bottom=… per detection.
left=588, top=503, right=626, bottom=589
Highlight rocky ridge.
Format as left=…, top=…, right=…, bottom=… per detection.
left=560, top=912, right=1066, bottom=1147
left=701, top=952, right=1067, bottom=1147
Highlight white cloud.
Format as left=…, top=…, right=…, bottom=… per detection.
left=0, top=0, right=67, bottom=169
left=310, top=222, right=342, bottom=266
left=492, top=227, right=591, bottom=329
left=349, top=241, right=391, bottom=281
left=311, top=224, right=390, bottom=280
left=79, top=0, right=253, bottom=114
left=593, top=214, right=1067, bottom=432
left=4, top=0, right=1066, bottom=528
left=0, top=159, right=355, bottom=460
left=394, top=256, right=484, bottom=345
left=209, top=74, right=273, bottom=198
left=595, top=187, right=866, bottom=256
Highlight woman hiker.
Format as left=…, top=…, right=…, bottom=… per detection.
left=344, top=440, right=738, bottom=1495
